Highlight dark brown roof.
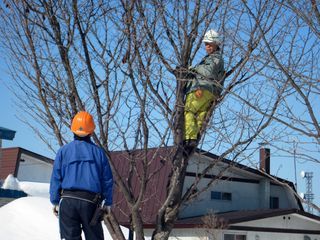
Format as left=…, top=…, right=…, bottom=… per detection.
left=111, top=147, right=174, bottom=226
left=0, top=147, right=53, bottom=180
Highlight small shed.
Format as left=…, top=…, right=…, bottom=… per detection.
left=0, top=147, right=53, bottom=183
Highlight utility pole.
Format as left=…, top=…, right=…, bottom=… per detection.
left=293, top=139, right=298, bottom=190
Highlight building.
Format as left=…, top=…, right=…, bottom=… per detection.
left=0, top=147, right=53, bottom=184
left=0, top=147, right=53, bottom=206
left=1, top=146, right=319, bottom=239
left=111, top=147, right=320, bottom=240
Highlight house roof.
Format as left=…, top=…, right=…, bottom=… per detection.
left=0, top=127, right=16, bottom=140
left=0, top=147, right=53, bottom=180
left=198, top=149, right=296, bottom=188
left=111, top=147, right=174, bottom=225
left=111, top=147, right=302, bottom=227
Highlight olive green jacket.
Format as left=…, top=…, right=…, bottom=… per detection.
left=185, top=51, right=225, bottom=96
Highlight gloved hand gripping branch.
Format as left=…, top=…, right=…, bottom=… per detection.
left=102, top=205, right=111, bottom=214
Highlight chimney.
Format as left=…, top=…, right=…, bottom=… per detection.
left=259, top=147, right=271, bottom=209
left=260, top=147, right=270, bottom=174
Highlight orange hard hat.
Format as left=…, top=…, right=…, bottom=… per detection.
left=71, top=111, right=95, bottom=137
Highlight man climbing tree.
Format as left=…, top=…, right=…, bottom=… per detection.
left=183, top=29, right=225, bottom=148
left=153, top=29, right=226, bottom=240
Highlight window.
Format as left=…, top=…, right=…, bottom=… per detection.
left=270, top=196, right=279, bottom=209
left=224, top=234, right=246, bottom=240
left=222, top=192, right=232, bottom=200
left=211, top=191, right=232, bottom=200
left=211, top=191, right=221, bottom=199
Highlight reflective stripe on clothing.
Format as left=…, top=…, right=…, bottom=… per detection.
left=61, top=189, right=101, bottom=204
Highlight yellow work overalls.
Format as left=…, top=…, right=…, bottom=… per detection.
left=184, top=89, right=216, bottom=140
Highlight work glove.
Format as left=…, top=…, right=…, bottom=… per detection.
left=195, top=89, right=203, bottom=98
left=102, top=205, right=111, bottom=215
left=52, top=205, right=59, bottom=216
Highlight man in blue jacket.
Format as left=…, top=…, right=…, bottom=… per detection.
left=50, top=111, right=113, bottom=240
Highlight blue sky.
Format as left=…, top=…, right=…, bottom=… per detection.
left=0, top=60, right=319, bottom=213
left=0, top=69, right=54, bottom=159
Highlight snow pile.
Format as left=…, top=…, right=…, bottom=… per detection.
left=19, top=181, right=49, bottom=198
left=0, top=197, right=129, bottom=239
left=1, top=174, right=22, bottom=191
left=1, top=174, right=49, bottom=197
left=0, top=175, right=129, bottom=239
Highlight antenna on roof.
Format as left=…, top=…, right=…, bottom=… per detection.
left=300, top=171, right=314, bottom=214
left=292, top=138, right=298, bottom=190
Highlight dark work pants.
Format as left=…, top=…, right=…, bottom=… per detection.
left=59, top=198, right=104, bottom=240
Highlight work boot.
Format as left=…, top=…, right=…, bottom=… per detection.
left=183, top=139, right=198, bottom=148
left=183, top=140, right=197, bottom=156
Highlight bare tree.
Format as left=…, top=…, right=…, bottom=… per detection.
left=133, top=1, right=286, bottom=238
left=200, top=212, right=228, bottom=240
left=0, top=1, right=128, bottom=238
left=1, top=0, right=319, bottom=239
left=233, top=0, right=320, bottom=213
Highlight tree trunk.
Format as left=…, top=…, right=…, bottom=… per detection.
left=131, top=208, right=146, bottom=240
left=152, top=69, right=195, bottom=240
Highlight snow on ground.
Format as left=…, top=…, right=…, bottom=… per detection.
left=0, top=196, right=60, bottom=240
left=0, top=176, right=129, bottom=239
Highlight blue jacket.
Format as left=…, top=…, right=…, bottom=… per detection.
left=50, top=138, right=113, bottom=206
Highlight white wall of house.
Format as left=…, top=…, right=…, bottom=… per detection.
left=270, top=185, right=300, bottom=209
left=245, top=232, right=319, bottom=240
left=179, top=155, right=300, bottom=218
left=16, top=153, right=52, bottom=183
left=223, top=230, right=320, bottom=240
left=180, top=178, right=261, bottom=218
left=145, top=228, right=320, bottom=240
left=234, top=213, right=320, bottom=230
left=143, top=154, right=318, bottom=240
left=144, top=228, right=212, bottom=240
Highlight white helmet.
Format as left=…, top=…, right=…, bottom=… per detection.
left=203, top=29, right=221, bottom=45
